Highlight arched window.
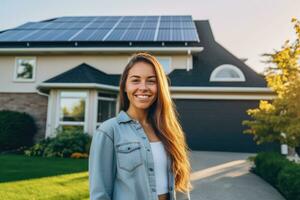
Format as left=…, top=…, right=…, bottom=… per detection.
left=210, top=64, right=245, bottom=82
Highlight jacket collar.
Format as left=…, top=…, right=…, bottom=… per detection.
left=116, top=110, right=134, bottom=124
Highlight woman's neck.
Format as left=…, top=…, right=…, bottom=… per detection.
left=126, top=107, right=149, bottom=125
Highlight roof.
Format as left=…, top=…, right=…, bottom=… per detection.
left=22, top=19, right=268, bottom=90
left=43, top=63, right=120, bottom=85
left=167, top=20, right=268, bottom=87
left=0, top=15, right=201, bottom=48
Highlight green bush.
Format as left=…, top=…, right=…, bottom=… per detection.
left=25, top=129, right=91, bottom=158
left=254, top=152, right=289, bottom=186
left=0, top=110, right=37, bottom=152
left=278, top=162, right=300, bottom=200
left=253, top=151, right=300, bottom=200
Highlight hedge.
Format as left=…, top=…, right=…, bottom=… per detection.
left=253, top=152, right=300, bottom=200
left=0, top=110, right=37, bottom=152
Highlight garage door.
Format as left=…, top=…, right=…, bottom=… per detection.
left=174, top=99, right=280, bottom=153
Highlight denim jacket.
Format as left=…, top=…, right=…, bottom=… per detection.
left=89, top=110, right=191, bottom=200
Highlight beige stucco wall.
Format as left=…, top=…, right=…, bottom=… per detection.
left=0, top=54, right=191, bottom=93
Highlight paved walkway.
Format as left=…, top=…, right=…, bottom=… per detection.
left=188, top=151, right=286, bottom=200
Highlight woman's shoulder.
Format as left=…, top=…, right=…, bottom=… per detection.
left=97, top=117, right=118, bottom=135
left=95, top=110, right=129, bottom=139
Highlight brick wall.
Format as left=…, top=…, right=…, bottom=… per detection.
left=0, top=93, right=48, bottom=141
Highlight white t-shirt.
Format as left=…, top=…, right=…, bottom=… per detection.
left=150, top=141, right=169, bottom=195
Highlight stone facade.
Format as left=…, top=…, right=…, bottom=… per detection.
left=0, top=93, right=48, bottom=141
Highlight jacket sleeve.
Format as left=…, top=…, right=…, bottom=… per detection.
left=89, top=128, right=116, bottom=200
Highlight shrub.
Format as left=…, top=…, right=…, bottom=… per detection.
left=24, top=138, right=52, bottom=157
left=0, top=110, right=37, bottom=152
left=278, top=162, right=300, bottom=200
left=253, top=151, right=300, bottom=200
left=253, top=152, right=289, bottom=186
left=70, top=152, right=89, bottom=159
left=25, top=129, right=91, bottom=158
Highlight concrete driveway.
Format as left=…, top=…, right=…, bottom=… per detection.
left=188, top=151, right=286, bottom=200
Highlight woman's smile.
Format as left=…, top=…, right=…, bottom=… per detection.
left=134, top=94, right=152, bottom=100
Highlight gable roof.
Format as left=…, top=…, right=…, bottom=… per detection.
left=44, top=63, right=120, bottom=85
left=167, top=20, right=268, bottom=87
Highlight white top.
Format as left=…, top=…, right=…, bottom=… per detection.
left=150, top=141, right=169, bottom=195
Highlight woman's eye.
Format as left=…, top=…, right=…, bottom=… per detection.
left=148, top=80, right=156, bottom=84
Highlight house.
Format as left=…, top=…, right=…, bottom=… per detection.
left=0, top=15, right=280, bottom=153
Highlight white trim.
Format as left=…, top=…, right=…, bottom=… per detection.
left=0, top=47, right=204, bottom=53
left=45, top=90, right=52, bottom=138
left=13, top=56, right=37, bottom=82
left=38, top=83, right=119, bottom=91
left=170, top=86, right=273, bottom=93
left=98, top=96, right=116, bottom=101
left=210, top=64, right=246, bottom=82
left=37, top=83, right=274, bottom=93
left=59, top=121, right=85, bottom=126
left=171, top=93, right=276, bottom=100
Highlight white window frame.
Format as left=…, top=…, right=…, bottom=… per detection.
left=210, top=64, right=246, bottom=82
left=14, top=56, right=37, bottom=82
left=56, top=90, right=89, bottom=133
left=157, top=56, right=172, bottom=74
left=95, top=93, right=117, bottom=129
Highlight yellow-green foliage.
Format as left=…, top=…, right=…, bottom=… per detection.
left=243, top=18, right=300, bottom=148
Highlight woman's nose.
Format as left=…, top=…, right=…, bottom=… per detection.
left=138, top=82, right=148, bottom=90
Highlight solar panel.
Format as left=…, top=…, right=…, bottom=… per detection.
left=138, top=29, right=155, bottom=41
left=0, top=15, right=200, bottom=42
left=122, top=29, right=140, bottom=41
left=105, top=29, right=125, bottom=41
left=157, top=29, right=172, bottom=41
left=88, top=29, right=110, bottom=40
left=71, top=29, right=97, bottom=41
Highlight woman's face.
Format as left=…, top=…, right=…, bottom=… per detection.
left=125, top=61, right=158, bottom=112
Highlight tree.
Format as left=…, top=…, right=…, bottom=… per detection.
left=242, top=18, right=300, bottom=152
left=17, top=62, right=33, bottom=78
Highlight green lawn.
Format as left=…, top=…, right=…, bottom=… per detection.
left=0, top=154, right=89, bottom=200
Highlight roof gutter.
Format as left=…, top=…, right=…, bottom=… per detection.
left=37, top=83, right=274, bottom=93
left=170, top=86, right=274, bottom=93
left=0, top=46, right=203, bottom=54
left=37, top=83, right=120, bottom=91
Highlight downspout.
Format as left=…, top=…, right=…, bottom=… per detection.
left=186, top=49, right=191, bottom=71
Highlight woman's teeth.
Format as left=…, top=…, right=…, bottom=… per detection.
left=135, top=95, right=150, bottom=99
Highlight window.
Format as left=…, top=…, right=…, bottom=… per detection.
left=14, top=57, right=36, bottom=82
left=96, top=93, right=117, bottom=128
left=157, top=57, right=172, bottom=74
left=57, top=91, right=88, bottom=132
left=210, top=64, right=245, bottom=82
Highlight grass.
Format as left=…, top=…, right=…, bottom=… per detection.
left=0, top=154, right=89, bottom=200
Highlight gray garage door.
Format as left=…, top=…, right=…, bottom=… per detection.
left=174, top=99, right=280, bottom=153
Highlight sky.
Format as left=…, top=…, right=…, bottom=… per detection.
left=1, top=0, right=300, bottom=73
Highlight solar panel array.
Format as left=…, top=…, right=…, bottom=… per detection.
left=0, top=16, right=200, bottom=42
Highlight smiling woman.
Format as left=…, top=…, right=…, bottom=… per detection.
left=125, top=61, right=158, bottom=112
left=89, top=52, right=192, bottom=200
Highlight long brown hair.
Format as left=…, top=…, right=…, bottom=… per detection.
left=119, top=52, right=192, bottom=193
